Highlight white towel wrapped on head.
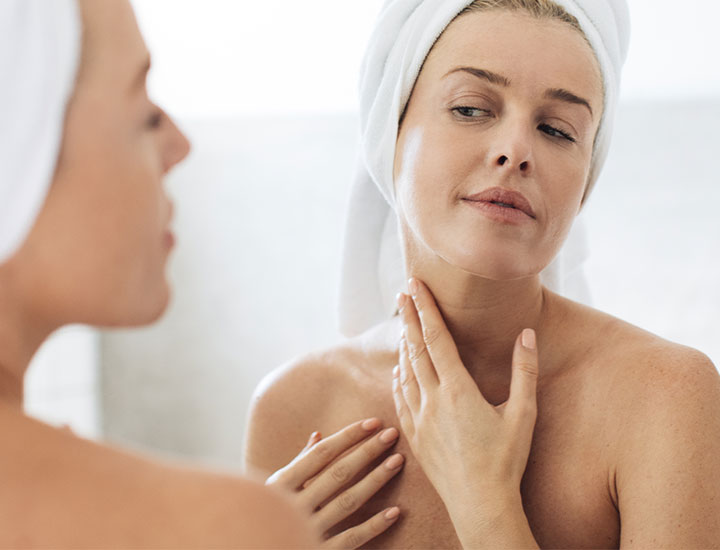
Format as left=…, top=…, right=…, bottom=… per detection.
left=0, top=0, right=82, bottom=264
left=339, top=0, right=631, bottom=337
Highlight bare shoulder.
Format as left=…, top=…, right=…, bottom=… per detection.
left=244, top=320, right=399, bottom=477
left=0, top=411, right=315, bottom=548
left=550, top=293, right=720, bottom=544
left=246, top=338, right=367, bottom=475
left=548, top=291, right=717, bottom=389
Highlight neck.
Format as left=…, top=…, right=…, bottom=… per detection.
left=0, top=267, right=56, bottom=409
left=406, top=254, right=548, bottom=401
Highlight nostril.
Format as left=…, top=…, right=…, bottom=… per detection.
left=519, top=160, right=529, bottom=172
left=498, top=155, right=508, bottom=166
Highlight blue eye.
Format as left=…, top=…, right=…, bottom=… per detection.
left=452, top=106, right=490, bottom=118
left=539, top=123, right=575, bottom=143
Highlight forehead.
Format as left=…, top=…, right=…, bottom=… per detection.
left=425, top=10, right=603, bottom=108
left=78, top=0, right=148, bottom=91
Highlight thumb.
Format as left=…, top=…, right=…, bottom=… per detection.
left=507, top=328, right=539, bottom=420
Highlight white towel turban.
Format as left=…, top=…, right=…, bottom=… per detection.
left=339, top=0, right=631, bottom=336
left=0, top=0, right=82, bottom=264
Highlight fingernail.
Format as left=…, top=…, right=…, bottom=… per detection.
left=385, top=453, right=404, bottom=470
left=379, top=427, right=399, bottom=444
left=362, top=418, right=380, bottom=431
left=384, top=507, right=400, bottom=521
left=408, top=278, right=418, bottom=296
left=396, top=292, right=406, bottom=310
left=522, top=328, right=536, bottom=351
left=392, top=365, right=399, bottom=378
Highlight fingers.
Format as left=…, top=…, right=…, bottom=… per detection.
left=507, top=328, right=539, bottom=422
left=398, top=335, right=421, bottom=411
left=302, top=431, right=322, bottom=453
left=314, top=452, right=404, bottom=532
left=392, top=366, right=415, bottom=439
left=301, top=426, right=400, bottom=509
left=272, top=418, right=382, bottom=490
left=397, top=292, right=438, bottom=389
left=406, top=278, right=465, bottom=383
left=323, top=506, right=401, bottom=549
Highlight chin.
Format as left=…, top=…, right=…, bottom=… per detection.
left=440, top=241, right=549, bottom=281
left=137, top=283, right=172, bottom=325
left=100, top=281, right=172, bottom=328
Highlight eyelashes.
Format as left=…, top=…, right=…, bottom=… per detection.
left=450, top=106, right=577, bottom=143
left=537, top=123, right=576, bottom=143
left=452, top=106, right=490, bottom=119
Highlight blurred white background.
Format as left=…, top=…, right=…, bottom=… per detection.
left=25, top=1, right=720, bottom=470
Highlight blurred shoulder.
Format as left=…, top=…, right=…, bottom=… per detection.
left=0, top=413, right=316, bottom=548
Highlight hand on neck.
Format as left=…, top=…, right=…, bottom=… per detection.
left=405, top=252, right=547, bottom=394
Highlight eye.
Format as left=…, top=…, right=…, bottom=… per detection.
left=146, top=108, right=163, bottom=130
left=538, top=123, right=576, bottom=143
left=451, top=106, right=490, bottom=119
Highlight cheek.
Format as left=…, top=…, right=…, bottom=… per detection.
left=394, top=127, right=467, bottom=238
left=536, top=154, right=589, bottom=251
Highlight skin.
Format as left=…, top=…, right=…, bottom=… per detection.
left=0, top=0, right=401, bottom=547
left=246, top=10, right=720, bottom=549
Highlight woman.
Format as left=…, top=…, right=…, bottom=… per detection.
left=246, top=0, right=720, bottom=548
left=0, top=0, right=404, bottom=547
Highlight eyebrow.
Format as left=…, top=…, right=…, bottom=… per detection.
left=445, top=66, right=593, bottom=117
left=544, top=87, right=593, bottom=117
left=129, top=55, right=152, bottom=95
left=445, top=67, right=511, bottom=87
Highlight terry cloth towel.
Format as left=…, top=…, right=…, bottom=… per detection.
left=339, top=0, right=630, bottom=336
left=0, top=0, right=82, bottom=264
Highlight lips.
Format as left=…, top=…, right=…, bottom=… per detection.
left=462, top=187, right=536, bottom=219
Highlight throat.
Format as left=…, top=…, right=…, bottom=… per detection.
left=423, top=279, right=548, bottom=385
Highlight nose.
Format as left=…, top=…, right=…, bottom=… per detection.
left=488, top=119, right=533, bottom=176
left=162, top=111, right=192, bottom=174
left=497, top=154, right=529, bottom=173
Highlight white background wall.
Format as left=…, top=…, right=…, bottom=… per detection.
left=26, top=1, right=720, bottom=468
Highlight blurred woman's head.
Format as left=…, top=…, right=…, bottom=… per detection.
left=393, top=1, right=603, bottom=280
left=0, top=0, right=190, bottom=331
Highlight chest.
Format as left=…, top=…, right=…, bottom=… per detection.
left=326, top=374, right=620, bottom=549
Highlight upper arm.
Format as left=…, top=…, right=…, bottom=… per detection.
left=616, top=349, right=720, bottom=548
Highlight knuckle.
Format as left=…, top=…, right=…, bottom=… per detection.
left=312, top=441, right=333, bottom=463
left=515, top=361, right=538, bottom=377
left=400, top=370, right=415, bottom=388
left=407, top=341, right=428, bottom=363
left=422, top=324, right=441, bottom=347
left=336, top=490, right=358, bottom=514
left=440, top=378, right=461, bottom=399
left=343, top=529, right=363, bottom=550
left=330, top=462, right=352, bottom=484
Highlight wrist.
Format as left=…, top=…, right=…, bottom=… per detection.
left=446, top=488, right=538, bottom=549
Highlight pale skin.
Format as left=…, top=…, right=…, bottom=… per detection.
left=0, top=0, right=403, bottom=547
left=246, top=10, right=720, bottom=549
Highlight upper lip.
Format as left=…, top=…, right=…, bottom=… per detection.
left=462, top=187, right=537, bottom=219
